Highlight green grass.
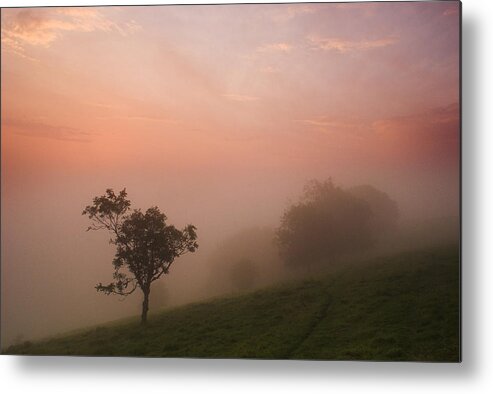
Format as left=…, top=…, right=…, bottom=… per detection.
left=4, top=245, right=460, bottom=361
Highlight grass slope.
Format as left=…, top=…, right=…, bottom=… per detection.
left=5, top=245, right=460, bottom=361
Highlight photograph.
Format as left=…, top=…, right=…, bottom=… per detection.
left=1, top=1, right=460, bottom=361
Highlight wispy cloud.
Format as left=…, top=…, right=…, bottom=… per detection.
left=372, top=103, right=459, bottom=139
left=333, top=2, right=380, bottom=17
left=260, top=66, right=280, bottom=74
left=88, top=99, right=180, bottom=124
left=85, top=101, right=122, bottom=110
left=96, top=115, right=178, bottom=124
left=443, top=6, right=459, bottom=17
left=1, top=8, right=141, bottom=58
left=297, top=119, right=334, bottom=128
left=257, top=42, right=294, bottom=53
left=295, top=117, right=369, bottom=136
left=3, top=118, right=94, bottom=142
left=369, top=103, right=459, bottom=163
left=272, top=4, right=316, bottom=23
left=222, top=94, right=260, bottom=102
left=298, top=103, right=459, bottom=141
left=308, top=36, right=397, bottom=53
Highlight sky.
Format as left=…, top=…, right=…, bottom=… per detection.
left=1, top=1, right=460, bottom=346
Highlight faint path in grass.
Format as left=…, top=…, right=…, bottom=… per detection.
left=5, top=245, right=459, bottom=360
left=283, top=287, right=332, bottom=358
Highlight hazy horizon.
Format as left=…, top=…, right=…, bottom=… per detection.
left=1, top=2, right=459, bottom=347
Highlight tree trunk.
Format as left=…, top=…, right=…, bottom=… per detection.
left=141, top=287, right=150, bottom=325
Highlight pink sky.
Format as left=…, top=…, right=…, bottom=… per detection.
left=2, top=2, right=459, bottom=181
left=1, top=2, right=460, bottom=346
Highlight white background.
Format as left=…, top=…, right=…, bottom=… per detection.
left=0, top=0, right=490, bottom=393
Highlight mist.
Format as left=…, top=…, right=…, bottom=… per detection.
left=0, top=168, right=459, bottom=347
left=1, top=2, right=459, bottom=348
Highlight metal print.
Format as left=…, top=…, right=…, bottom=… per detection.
left=0, top=1, right=461, bottom=361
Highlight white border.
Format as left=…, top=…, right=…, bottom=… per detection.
left=2, top=0, right=492, bottom=393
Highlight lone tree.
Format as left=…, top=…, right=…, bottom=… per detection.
left=83, top=189, right=198, bottom=324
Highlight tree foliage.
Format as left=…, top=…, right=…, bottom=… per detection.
left=347, top=184, right=399, bottom=235
left=277, top=179, right=375, bottom=268
left=83, top=188, right=198, bottom=324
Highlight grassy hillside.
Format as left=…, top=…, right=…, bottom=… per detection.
left=4, top=245, right=460, bottom=361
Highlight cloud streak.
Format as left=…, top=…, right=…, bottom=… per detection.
left=271, top=4, right=316, bottom=23
left=372, top=103, right=459, bottom=139
left=297, top=103, right=459, bottom=144
left=260, top=66, right=280, bottom=74
left=1, top=7, right=141, bottom=58
left=308, top=36, right=398, bottom=53
left=443, top=6, right=459, bottom=17
left=222, top=94, right=260, bottom=102
left=257, top=42, right=294, bottom=53
left=4, top=118, right=94, bottom=142
left=295, top=117, right=370, bottom=137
